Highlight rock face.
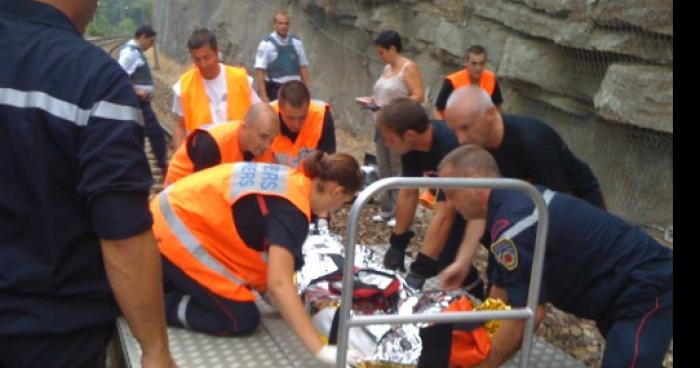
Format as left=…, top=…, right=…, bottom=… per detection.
left=152, top=0, right=673, bottom=230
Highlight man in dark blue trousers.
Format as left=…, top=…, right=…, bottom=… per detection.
left=118, top=24, right=169, bottom=179
left=439, top=145, right=672, bottom=368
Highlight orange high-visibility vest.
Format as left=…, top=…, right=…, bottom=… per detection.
left=179, top=65, right=252, bottom=132
left=446, top=69, right=497, bottom=96
left=447, top=296, right=492, bottom=367
left=152, top=162, right=312, bottom=301
left=270, top=100, right=328, bottom=168
left=164, top=121, right=275, bottom=186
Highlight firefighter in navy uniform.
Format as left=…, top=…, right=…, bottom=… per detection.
left=0, top=1, right=173, bottom=366
left=391, top=85, right=608, bottom=299
left=439, top=146, right=673, bottom=368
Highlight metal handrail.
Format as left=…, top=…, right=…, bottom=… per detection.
left=336, top=177, right=551, bottom=368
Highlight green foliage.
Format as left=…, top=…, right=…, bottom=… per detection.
left=86, top=0, right=152, bottom=37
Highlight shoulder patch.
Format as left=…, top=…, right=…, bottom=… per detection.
left=490, top=238, right=518, bottom=271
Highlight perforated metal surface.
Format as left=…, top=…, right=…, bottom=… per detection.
left=116, top=244, right=584, bottom=367
left=116, top=298, right=324, bottom=368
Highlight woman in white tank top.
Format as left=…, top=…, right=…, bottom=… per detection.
left=356, top=30, right=425, bottom=225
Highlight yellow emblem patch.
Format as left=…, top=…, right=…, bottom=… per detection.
left=490, top=238, right=518, bottom=271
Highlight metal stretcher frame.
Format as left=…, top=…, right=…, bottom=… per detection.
left=336, top=177, right=550, bottom=368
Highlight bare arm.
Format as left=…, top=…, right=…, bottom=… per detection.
left=101, top=229, right=174, bottom=367
left=403, top=62, right=425, bottom=104
left=441, top=218, right=486, bottom=289
left=267, top=246, right=324, bottom=355
left=256, top=69, right=269, bottom=102
left=418, top=200, right=456, bottom=259
left=393, top=188, right=419, bottom=235
left=173, top=116, right=186, bottom=151
left=475, top=288, right=546, bottom=368
left=300, top=66, right=310, bottom=88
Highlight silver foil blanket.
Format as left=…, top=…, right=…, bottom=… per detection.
left=296, top=227, right=480, bottom=366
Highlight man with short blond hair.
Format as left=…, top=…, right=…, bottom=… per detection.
left=255, top=11, right=310, bottom=102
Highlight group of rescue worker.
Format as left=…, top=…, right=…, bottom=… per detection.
left=0, top=1, right=672, bottom=368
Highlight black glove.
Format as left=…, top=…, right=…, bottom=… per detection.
left=384, top=231, right=415, bottom=272
left=405, top=253, right=439, bottom=290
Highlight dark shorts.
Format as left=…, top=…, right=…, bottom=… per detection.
left=265, top=81, right=282, bottom=102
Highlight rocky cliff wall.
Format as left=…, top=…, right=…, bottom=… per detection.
left=152, top=0, right=672, bottom=233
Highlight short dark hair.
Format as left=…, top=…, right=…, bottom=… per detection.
left=374, top=30, right=403, bottom=53
left=134, top=25, right=156, bottom=39
left=377, top=98, right=430, bottom=135
left=466, top=45, right=487, bottom=58
left=187, top=28, right=217, bottom=51
left=278, top=81, right=310, bottom=108
left=438, top=145, right=502, bottom=178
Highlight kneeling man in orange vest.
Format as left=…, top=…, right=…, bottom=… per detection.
left=164, top=102, right=279, bottom=185
left=151, top=152, right=364, bottom=365
left=270, top=80, right=336, bottom=168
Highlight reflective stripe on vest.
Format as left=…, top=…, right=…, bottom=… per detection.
left=446, top=69, right=496, bottom=96
left=154, top=163, right=312, bottom=301
left=179, top=65, right=251, bottom=132
left=159, top=186, right=250, bottom=288
left=271, top=100, right=327, bottom=168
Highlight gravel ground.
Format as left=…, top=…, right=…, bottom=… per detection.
left=146, top=56, right=672, bottom=368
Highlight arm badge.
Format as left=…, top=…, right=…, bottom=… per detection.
left=490, top=238, right=518, bottom=271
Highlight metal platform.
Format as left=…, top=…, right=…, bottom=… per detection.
left=115, top=298, right=324, bottom=368
left=114, top=244, right=585, bottom=367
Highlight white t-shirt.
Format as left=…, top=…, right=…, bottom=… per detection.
left=254, top=32, right=309, bottom=84
left=117, top=39, right=153, bottom=93
left=172, top=63, right=261, bottom=124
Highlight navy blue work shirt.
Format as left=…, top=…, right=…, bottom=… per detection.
left=0, top=2, right=153, bottom=335
left=485, top=187, right=672, bottom=334
left=490, top=115, right=605, bottom=208
left=401, top=120, right=459, bottom=201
